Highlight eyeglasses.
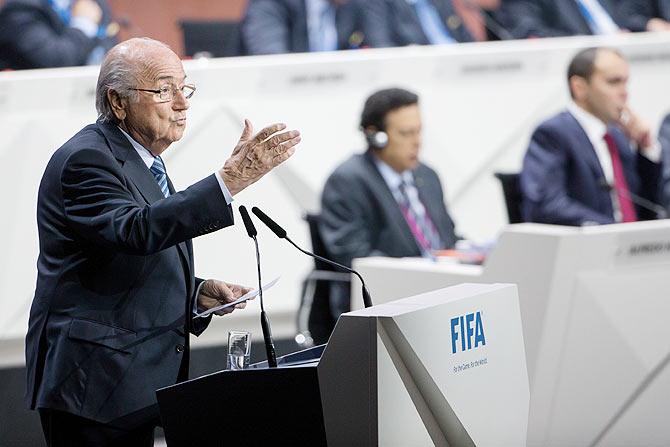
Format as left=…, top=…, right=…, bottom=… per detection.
left=129, top=84, right=196, bottom=102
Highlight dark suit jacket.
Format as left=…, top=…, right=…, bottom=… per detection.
left=320, top=151, right=458, bottom=267
left=25, top=121, right=233, bottom=427
left=241, top=0, right=366, bottom=55
left=520, top=111, right=662, bottom=226
left=0, top=0, right=116, bottom=70
left=363, top=0, right=474, bottom=47
left=499, top=0, right=623, bottom=38
left=615, top=0, right=670, bottom=31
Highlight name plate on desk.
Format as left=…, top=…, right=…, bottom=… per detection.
left=615, top=230, right=670, bottom=266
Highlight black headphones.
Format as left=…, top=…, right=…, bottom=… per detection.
left=365, top=130, right=389, bottom=150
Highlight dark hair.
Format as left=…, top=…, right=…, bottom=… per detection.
left=567, top=47, right=624, bottom=98
left=360, top=88, right=419, bottom=131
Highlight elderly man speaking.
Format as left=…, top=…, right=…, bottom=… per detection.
left=24, top=37, right=301, bottom=446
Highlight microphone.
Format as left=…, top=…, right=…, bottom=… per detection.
left=598, top=179, right=668, bottom=219
left=239, top=206, right=277, bottom=368
left=251, top=207, right=373, bottom=309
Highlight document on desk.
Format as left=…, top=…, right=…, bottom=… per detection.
left=194, top=276, right=280, bottom=319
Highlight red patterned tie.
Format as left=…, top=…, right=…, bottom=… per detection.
left=603, top=132, right=637, bottom=222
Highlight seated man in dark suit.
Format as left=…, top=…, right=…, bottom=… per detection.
left=320, top=88, right=458, bottom=318
left=499, top=0, right=624, bottom=38
left=26, top=37, right=300, bottom=445
left=521, top=47, right=662, bottom=226
left=0, top=0, right=117, bottom=69
left=616, top=0, right=670, bottom=32
left=656, top=113, right=670, bottom=213
left=364, top=0, right=503, bottom=46
left=241, top=0, right=366, bottom=55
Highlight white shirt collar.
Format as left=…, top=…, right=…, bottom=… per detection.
left=117, top=126, right=156, bottom=169
left=567, top=101, right=608, bottom=141
left=372, top=155, right=414, bottom=192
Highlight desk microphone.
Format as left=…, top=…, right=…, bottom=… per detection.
left=251, top=207, right=374, bottom=309
left=599, top=179, right=667, bottom=219
left=239, top=206, right=277, bottom=368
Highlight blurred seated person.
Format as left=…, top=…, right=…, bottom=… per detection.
left=615, top=0, right=670, bottom=32
left=499, top=0, right=625, bottom=39
left=0, top=0, right=117, bottom=70
left=320, top=88, right=458, bottom=318
left=363, top=0, right=504, bottom=47
left=520, top=47, right=662, bottom=226
left=241, top=0, right=367, bottom=55
left=656, top=113, right=670, bottom=214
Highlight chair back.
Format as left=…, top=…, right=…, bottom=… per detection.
left=494, top=172, right=523, bottom=224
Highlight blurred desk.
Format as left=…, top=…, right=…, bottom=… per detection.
left=353, top=221, right=670, bottom=446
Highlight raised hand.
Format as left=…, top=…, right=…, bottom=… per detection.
left=220, top=120, right=301, bottom=196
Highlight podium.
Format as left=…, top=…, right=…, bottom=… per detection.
left=353, top=221, right=670, bottom=446
left=157, top=283, right=529, bottom=446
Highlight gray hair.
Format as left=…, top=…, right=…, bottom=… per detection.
left=95, top=38, right=171, bottom=123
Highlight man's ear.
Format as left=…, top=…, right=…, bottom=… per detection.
left=569, top=75, right=588, bottom=102
left=108, top=90, right=127, bottom=121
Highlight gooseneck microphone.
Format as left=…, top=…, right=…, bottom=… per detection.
left=251, top=207, right=374, bottom=309
left=239, top=206, right=277, bottom=368
left=599, top=179, right=668, bottom=219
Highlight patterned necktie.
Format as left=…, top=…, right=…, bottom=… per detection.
left=150, top=156, right=170, bottom=198
left=397, top=181, right=442, bottom=255
left=603, top=133, right=637, bottom=222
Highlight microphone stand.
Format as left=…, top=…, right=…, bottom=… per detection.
left=252, top=234, right=278, bottom=368
left=239, top=205, right=277, bottom=368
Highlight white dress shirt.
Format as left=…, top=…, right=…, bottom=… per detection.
left=306, top=0, right=338, bottom=52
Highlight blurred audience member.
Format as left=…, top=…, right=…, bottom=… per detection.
left=320, top=88, right=458, bottom=318
left=0, top=0, right=117, bottom=70
left=616, top=0, right=670, bottom=32
left=521, top=47, right=662, bottom=226
left=241, top=0, right=366, bottom=55
left=499, top=0, right=624, bottom=39
left=657, top=113, right=670, bottom=213
left=364, top=0, right=504, bottom=47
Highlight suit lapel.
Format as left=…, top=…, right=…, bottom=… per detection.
left=98, top=121, right=193, bottom=285
left=434, top=0, right=472, bottom=42
left=363, top=152, right=422, bottom=253
left=564, top=112, right=607, bottom=181
left=166, top=175, right=193, bottom=282
left=413, top=169, right=446, bottom=245
left=561, top=0, right=594, bottom=34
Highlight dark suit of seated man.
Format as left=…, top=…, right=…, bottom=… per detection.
left=521, top=47, right=662, bottom=226
left=25, top=37, right=301, bottom=446
left=616, top=0, right=670, bottom=32
left=240, top=0, right=367, bottom=55
left=320, top=88, right=458, bottom=319
left=499, top=0, right=624, bottom=38
left=363, top=0, right=478, bottom=47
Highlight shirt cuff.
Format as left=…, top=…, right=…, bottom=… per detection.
left=193, top=281, right=206, bottom=315
left=640, top=140, right=662, bottom=163
left=215, top=171, right=234, bottom=205
left=70, top=17, right=98, bottom=38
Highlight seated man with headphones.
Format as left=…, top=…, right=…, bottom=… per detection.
left=320, top=87, right=458, bottom=318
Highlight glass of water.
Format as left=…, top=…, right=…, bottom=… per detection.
left=227, top=330, right=251, bottom=370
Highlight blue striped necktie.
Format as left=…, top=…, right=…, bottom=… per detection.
left=150, top=156, right=170, bottom=198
